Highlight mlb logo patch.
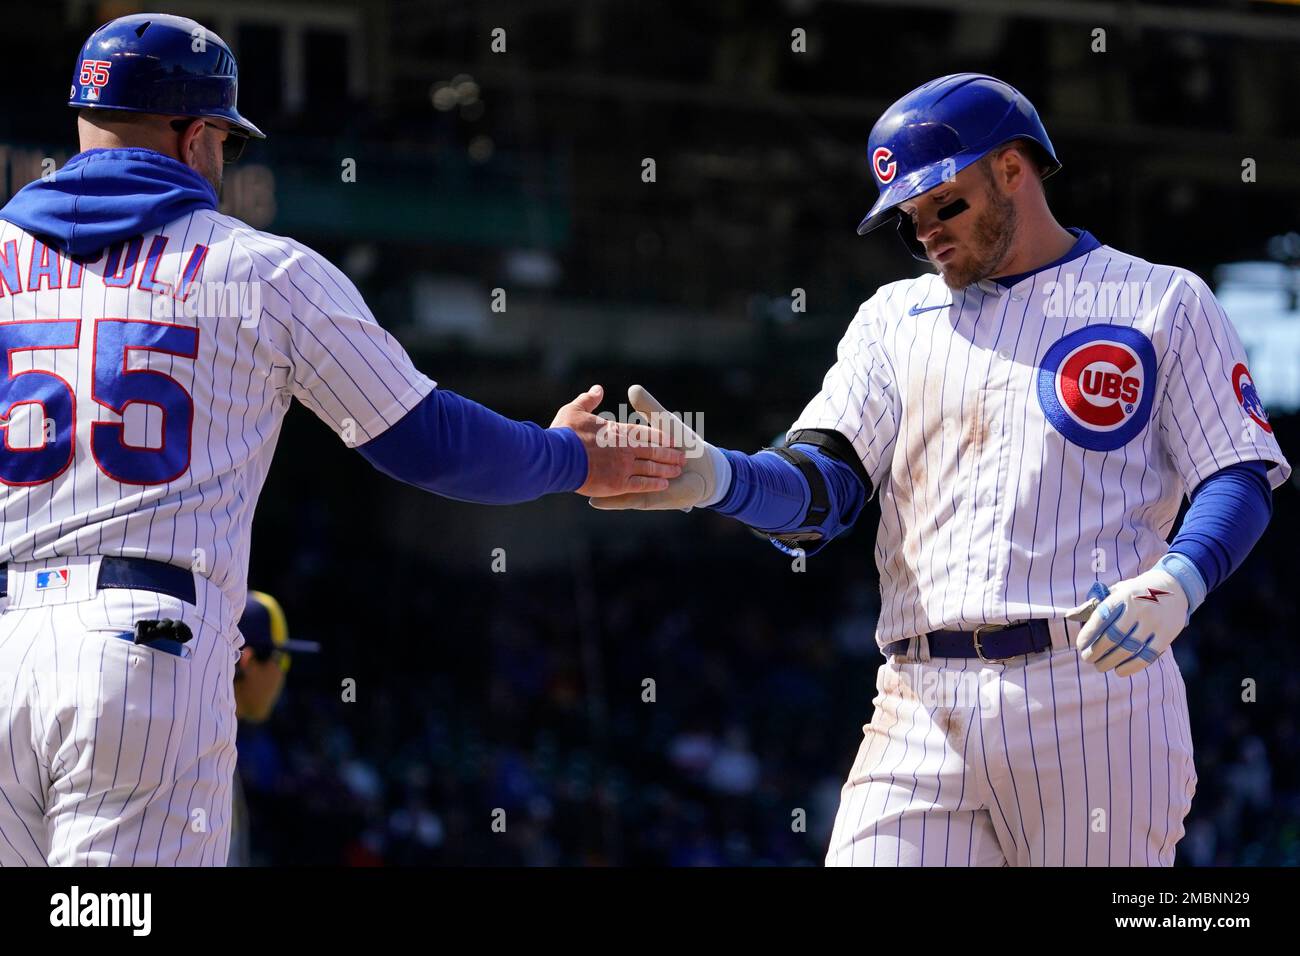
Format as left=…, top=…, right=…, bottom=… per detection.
left=82, top=87, right=99, bottom=102
left=36, top=569, right=69, bottom=591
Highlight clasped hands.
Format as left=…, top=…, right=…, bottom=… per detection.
left=551, top=384, right=725, bottom=507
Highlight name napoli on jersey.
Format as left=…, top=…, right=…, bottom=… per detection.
left=0, top=236, right=208, bottom=302
left=1037, top=324, right=1157, bottom=451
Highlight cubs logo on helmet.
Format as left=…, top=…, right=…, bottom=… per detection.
left=872, top=146, right=897, bottom=184
left=1037, top=325, right=1157, bottom=451
left=1231, top=362, right=1272, bottom=433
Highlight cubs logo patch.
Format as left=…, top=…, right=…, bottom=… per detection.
left=1037, top=325, right=1157, bottom=451
left=872, top=146, right=897, bottom=184
left=1230, top=362, right=1272, bottom=434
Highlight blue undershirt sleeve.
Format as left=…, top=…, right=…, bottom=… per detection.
left=1166, top=459, right=1272, bottom=595
left=356, top=388, right=587, bottom=504
left=709, top=444, right=868, bottom=553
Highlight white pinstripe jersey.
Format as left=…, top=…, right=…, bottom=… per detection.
left=0, top=210, right=435, bottom=624
left=791, top=238, right=1291, bottom=648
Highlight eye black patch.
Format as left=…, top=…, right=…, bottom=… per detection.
left=937, top=198, right=970, bottom=221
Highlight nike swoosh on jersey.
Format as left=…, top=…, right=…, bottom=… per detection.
left=907, top=303, right=951, bottom=315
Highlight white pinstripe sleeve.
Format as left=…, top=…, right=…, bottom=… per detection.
left=1157, top=273, right=1291, bottom=492
left=264, top=241, right=435, bottom=445
left=787, top=294, right=901, bottom=494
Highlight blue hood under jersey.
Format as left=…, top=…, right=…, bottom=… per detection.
left=0, top=147, right=216, bottom=257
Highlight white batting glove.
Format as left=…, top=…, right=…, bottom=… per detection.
left=588, top=385, right=731, bottom=512
left=1071, top=553, right=1207, bottom=677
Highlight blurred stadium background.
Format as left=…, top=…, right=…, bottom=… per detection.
left=4, top=0, right=1298, bottom=865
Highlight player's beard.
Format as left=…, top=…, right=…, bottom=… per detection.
left=194, top=151, right=223, bottom=202
left=936, top=183, right=1017, bottom=290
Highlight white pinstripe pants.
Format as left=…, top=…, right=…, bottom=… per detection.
left=0, top=559, right=240, bottom=866
left=825, top=642, right=1197, bottom=866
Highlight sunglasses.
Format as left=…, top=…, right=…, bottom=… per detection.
left=169, top=118, right=251, bottom=163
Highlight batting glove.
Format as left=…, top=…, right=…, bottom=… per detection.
left=589, top=385, right=731, bottom=512
left=1072, top=553, right=1207, bottom=677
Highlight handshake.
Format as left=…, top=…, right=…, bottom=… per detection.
left=550, top=384, right=730, bottom=511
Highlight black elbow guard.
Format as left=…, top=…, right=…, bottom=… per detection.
left=786, top=428, right=872, bottom=493
left=766, top=445, right=830, bottom=542
left=756, top=430, right=870, bottom=550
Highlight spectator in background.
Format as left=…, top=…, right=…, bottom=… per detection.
left=229, top=591, right=320, bottom=866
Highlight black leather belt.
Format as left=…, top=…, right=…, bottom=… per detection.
left=883, top=620, right=1054, bottom=663
left=0, top=557, right=196, bottom=604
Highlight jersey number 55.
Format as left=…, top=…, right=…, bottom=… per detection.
left=0, top=318, right=198, bottom=487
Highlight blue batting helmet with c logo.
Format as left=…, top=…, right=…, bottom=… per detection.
left=857, top=73, right=1059, bottom=236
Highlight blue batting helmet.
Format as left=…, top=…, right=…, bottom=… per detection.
left=856, top=73, right=1059, bottom=235
left=68, top=13, right=265, bottom=139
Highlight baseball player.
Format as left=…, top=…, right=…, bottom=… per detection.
left=596, top=74, right=1291, bottom=866
left=229, top=590, right=317, bottom=866
left=232, top=590, right=317, bottom=724
left=0, top=13, right=682, bottom=866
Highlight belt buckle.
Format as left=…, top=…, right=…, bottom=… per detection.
left=972, top=622, right=1019, bottom=664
